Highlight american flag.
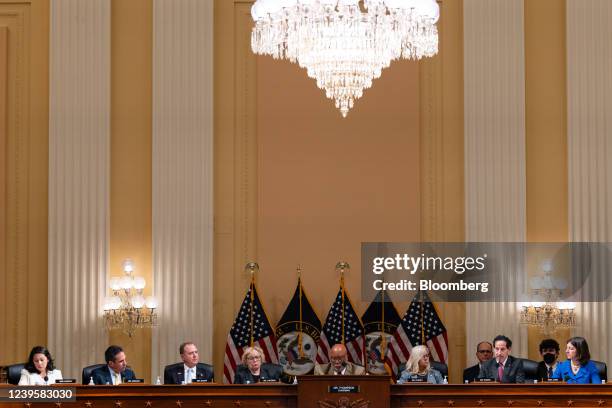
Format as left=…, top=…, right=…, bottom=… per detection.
left=388, top=291, right=448, bottom=375
left=316, top=286, right=365, bottom=365
left=223, top=282, right=278, bottom=383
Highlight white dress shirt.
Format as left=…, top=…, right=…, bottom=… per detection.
left=109, top=367, right=122, bottom=385
left=18, top=369, right=63, bottom=385
left=184, top=365, right=196, bottom=383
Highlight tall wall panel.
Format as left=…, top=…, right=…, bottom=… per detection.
left=151, top=0, right=214, bottom=380
left=463, top=0, right=528, bottom=362
left=48, top=0, right=110, bottom=378
left=567, top=0, right=612, bottom=365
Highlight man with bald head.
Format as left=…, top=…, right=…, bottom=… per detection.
left=463, top=341, right=493, bottom=383
left=314, top=344, right=366, bottom=375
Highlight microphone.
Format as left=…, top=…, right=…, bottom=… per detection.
left=44, top=376, right=49, bottom=385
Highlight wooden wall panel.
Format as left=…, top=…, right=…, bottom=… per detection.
left=0, top=0, right=49, bottom=365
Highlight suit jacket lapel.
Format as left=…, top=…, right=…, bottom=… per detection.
left=178, top=366, right=185, bottom=383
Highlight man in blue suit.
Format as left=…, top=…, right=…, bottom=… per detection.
left=92, top=345, right=136, bottom=385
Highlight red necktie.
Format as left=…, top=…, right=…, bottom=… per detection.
left=498, top=363, right=504, bottom=382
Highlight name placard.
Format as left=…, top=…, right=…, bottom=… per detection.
left=403, top=377, right=426, bottom=383
left=260, top=379, right=279, bottom=383
left=546, top=378, right=560, bottom=382
left=125, top=379, right=144, bottom=383
left=328, top=385, right=360, bottom=393
left=55, top=379, right=76, bottom=384
left=476, top=378, right=495, bottom=382
left=191, top=379, right=210, bottom=383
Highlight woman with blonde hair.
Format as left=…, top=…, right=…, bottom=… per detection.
left=397, top=345, right=443, bottom=384
left=234, top=345, right=284, bottom=384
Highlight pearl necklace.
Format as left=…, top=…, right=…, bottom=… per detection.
left=571, top=361, right=580, bottom=374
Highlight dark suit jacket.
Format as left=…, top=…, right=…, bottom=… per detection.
left=463, top=363, right=481, bottom=383
left=163, top=362, right=214, bottom=384
left=91, top=366, right=136, bottom=385
left=478, top=356, right=525, bottom=383
left=233, top=363, right=283, bottom=384
left=536, top=361, right=557, bottom=381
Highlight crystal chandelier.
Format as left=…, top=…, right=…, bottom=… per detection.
left=103, top=259, right=158, bottom=337
left=519, top=260, right=576, bottom=335
left=250, top=0, right=440, bottom=117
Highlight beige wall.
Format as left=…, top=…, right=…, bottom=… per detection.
left=0, top=0, right=585, bottom=382
left=524, top=0, right=570, bottom=359
left=214, top=0, right=466, bottom=382
left=109, top=0, right=153, bottom=381
left=0, top=0, right=49, bottom=365
left=256, top=55, right=421, bottom=320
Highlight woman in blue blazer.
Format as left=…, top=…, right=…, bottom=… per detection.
left=553, top=336, right=601, bottom=384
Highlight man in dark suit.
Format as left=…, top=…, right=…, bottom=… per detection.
left=463, top=341, right=493, bottom=383
left=536, top=338, right=560, bottom=381
left=92, top=345, right=136, bottom=385
left=164, top=342, right=214, bottom=384
left=478, top=335, right=525, bottom=383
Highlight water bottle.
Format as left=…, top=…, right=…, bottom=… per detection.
left=442, top=376, right=448, bottom=384
left=88, top=377, right=95, bottom=386
left=292, top=376, right=298, bottom=385
left=155, top=376, right=161, bottom=385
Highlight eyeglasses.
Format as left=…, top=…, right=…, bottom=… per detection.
left=477, top=350, right=492, bottom=354
left=246, top=356, right=261, bottom=361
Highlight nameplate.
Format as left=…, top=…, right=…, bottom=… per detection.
left=403, top=377, right=427, bottom=383
left=55, top=379, right=76, bottom=384
left=546, top=378, right=560, bottom=382
left=191, top=379, right=210, bottom=383
left=328, top=385, right=359, bottom=393
left=125, top=379, right=144, bottom=383
left=260, top=379, right=279, bottom=383
left=476, top=378, right=496, bottom=382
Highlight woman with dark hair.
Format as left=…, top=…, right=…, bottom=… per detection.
left=553, top=337, right=601, bottom=384
left=19, top=346, right=63, bottom=385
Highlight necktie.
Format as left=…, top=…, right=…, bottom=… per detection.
left=114, top=372, right=121, bottom=385
left=186, top=368, right=194, bottom=383
left=498, top=363, right=504, bottom=382
left=548, top=367, right=553, bottom=379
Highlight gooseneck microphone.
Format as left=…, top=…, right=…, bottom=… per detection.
left=44, top=376, right=49, bottom=385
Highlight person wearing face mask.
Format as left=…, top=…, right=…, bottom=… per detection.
left=536, top=339, right=560, bottom=381
left=314, top=343, right=365, bottom=375
left=553, top=336, right=601, bottom=384
left=478, top=335, right=525, bottom=383
left=19, top=346, right=63, bottom=385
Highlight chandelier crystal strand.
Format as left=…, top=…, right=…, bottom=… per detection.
left=251, top=0, right=439, bottom=117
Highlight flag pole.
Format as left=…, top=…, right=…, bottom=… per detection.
left=245, top=262, right=259, bottom=347
left=381, top=288, right=386, bottom=360
left=336, top=261, right=349, bottom=345
left=419, top=290, right=425, bottom=345
left=297, top=265, right=304, bottom=358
